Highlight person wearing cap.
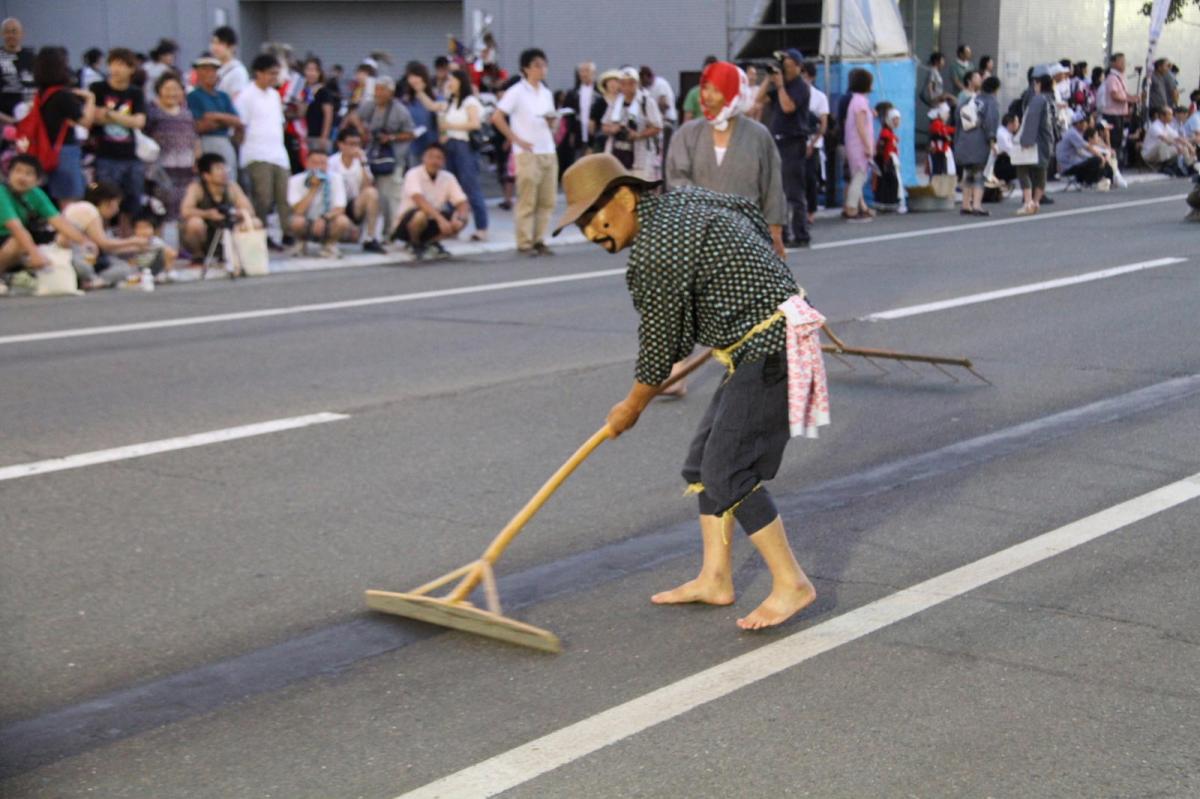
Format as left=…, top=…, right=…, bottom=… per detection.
left=755, top=48, right=811, bottom=247
left=1056, top=110, right=1114, bottom=189
left=601, top=66, right=664, bottom=182
left=188, top=55, right=243, bottom=183
left=553, top=153, right=829, bottom=631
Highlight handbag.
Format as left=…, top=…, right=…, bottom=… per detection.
left=134, top=129, right=161, bottom=163
left=1009, top=105, right=1041, bottom=166
left=365, top=103, right=397, bottom=176
left=230, top=228, right=270, bottom=277
left=34, top=245, right=81, bottom=296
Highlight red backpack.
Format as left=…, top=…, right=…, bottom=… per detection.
left=15, top=86, right=69, bottom=174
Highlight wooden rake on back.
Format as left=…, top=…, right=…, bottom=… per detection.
left=366, top=329, right=987, bottom=652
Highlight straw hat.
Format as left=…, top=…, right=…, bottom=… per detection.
left=552, top=153, right=661, bottom=236
left=598, top=68, right=622, bottom=88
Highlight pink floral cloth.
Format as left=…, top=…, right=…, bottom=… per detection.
left=778, top=295, right=831, bottom=438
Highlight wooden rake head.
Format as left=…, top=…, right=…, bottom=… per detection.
left=820, top=325, right=991, bottom=385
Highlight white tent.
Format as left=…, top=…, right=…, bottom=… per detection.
left=819, top=0, right=910, bottom=58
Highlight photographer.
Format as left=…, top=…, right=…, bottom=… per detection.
left=602, top=66, right=663, bottom=181
left=286, top=146, right=354, bottom=258
left=179, top=152, right=261, bottom=263
left=755, top=48, right=811, bottom=247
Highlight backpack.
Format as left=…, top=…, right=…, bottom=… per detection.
left=16, top=87, right=69, bottom=174
left=960, top=96, right=980, bottom=131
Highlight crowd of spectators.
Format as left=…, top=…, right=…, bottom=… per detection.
left=2, top=14, right=1198, bottom=296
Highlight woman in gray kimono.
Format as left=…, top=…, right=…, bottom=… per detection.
left=663, top=60, right=788, bottom=397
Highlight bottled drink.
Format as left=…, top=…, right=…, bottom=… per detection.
left=140, top=267, right=155, bottom=293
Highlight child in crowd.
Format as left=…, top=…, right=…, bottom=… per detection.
left=927, top=101, right=955, bottom=176
left=873, top=102, right=906, bottom=213
left=130, top=210, right=178, bottom=281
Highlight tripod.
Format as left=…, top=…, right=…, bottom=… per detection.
left=200, top=224, right=243, bottom=280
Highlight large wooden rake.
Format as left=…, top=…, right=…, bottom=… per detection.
left=820, top=324, right=991, bottom=384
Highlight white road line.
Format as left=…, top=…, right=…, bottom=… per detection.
left=396, top=471, right=1200, bottom=799
left=808, top=193, right=1185, bottom=251
left=0, top=270, right=625, bottom=347
left=0, top=193, right=1185, bottom=348
left=861, top=256, right=1188, bottom=321
left=0, top=412, right=349, bottom=482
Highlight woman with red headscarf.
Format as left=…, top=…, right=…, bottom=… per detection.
left=662, top=60, right=788, bottom=397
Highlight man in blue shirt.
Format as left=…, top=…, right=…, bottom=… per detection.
left=756, top=48, right=811, bottom=247
left=187, top=56, right=243, bottom=180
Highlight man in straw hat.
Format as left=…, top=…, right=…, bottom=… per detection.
left=554, top=153, right=830, bottom=629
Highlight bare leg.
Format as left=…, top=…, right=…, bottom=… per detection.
left=736, top=516, right=816, bottom=630
left=651, top=514, right=735, bottom=605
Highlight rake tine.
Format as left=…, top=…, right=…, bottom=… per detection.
left=966, top=366, right=994, bottom=386
left=931, top=362, right=961, bottom=383
left=829, top=351, right=856, bottom=372
left=896, top=359, right=924, bottom=377
left=862, top=355, right=890, bottom=375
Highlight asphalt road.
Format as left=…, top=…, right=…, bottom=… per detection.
left=1, top=180, right=1198, bottom=798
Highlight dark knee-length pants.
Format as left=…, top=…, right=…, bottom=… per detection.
left=681, top=351, right=791, bottom=534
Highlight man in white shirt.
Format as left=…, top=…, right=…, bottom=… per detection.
left=602, top=67, right=664, bottom=182
left=640, top=65, right=677, bottom=175
left=800, top=61, right=828, bottom=222
left=236, top=54, right=293, bottom=250
left=287, top=147, right=353, bottom=258
left=210, top=26, right=249, bottom=101
left=391, top=144, right=469, bottom=261
left=1142, top=105, right=1197, bottom=173
left=328, top=129, right=384, bottom=253
left=492, top=47, right=559, bottom=256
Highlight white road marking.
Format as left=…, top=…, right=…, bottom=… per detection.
left=0, top=194, right=1185, bottom=348
left=861, top=257, right=1188, bottom=321
left=0, top=270, right=625, bottom=347
left=0, top=413, right=349, bottom=482
left=395, top=471, right=1200, bottom=799
left=808, top=193, right=1186, bottom=251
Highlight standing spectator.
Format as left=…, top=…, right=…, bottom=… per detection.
left=951, top=45, right=973, bottom=95
left=432, top=56, right=451, bottom=100
left=1099, top=53, right=1135, bottom=167
left=188, top=55, right=242, bottom=182
left=328, top=129, right=384, bottom=252
left=922, top=51, right=947, bottom=108
left=681, top=56, right=718, bottom=123
left=1057, top=111, right=1114, bottom=188
left=236, top=54, right=292, bottom=250
left=800, top=61, right=829, bottom=224
left=1016, top=74, right=1056, bottom=215
left=344, top=75, right=415, bottom=238
left=956, top=69, right=981, bottom=107
left=491, top=48, right=559, bottom=256
left=756, top=48, right=811, bottom=246
left=286, top=146, right=353, bottom=257
left=437, top=69, right=488, bottom=241
left=978, top=55, right=995, bottom=81
left=0, top=17, right=33, bottom=125
left=402, top=61, right=440, bottom=166
left=842, top=68, right=875, bottom=222
left=145, top=73, right=198, bottom=220
left=391, top=143, right=469, bottom=261
left=564, top=61, right=604, bottom=159
left=591, top=68, right=622, bottom=154
left=741, top=64, right=763, bottom=122
left=640, top=65, right=677, bottom=169
left=602, top=66, right=664, bottom=183
left=179, top=153, right=262, bottom=264
left=80, top=48, right=105, bottom=91
left=210, top=26, right=249, bottom=101
left=667, top=61, right=785, bottom=256
left=142, top=39, right=179, bottom=104
left=1148, top=59, right=1173, bottom=114
left=955, top=74, right=999, bottom=216
left=1069, top=62, right=1094, bottom=111
left=90, top=48, right=147, bottom=236
left=300, top=57, right=337, bottom=154
left=33, top=46, right=94, bottom=205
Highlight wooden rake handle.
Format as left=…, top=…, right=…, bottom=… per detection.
left=446, top=350, right=714, bottom=601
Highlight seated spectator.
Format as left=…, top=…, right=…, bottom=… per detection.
left=0, top=155, right=93, bottom=280
left=56, top=181, right=157, bottom=289
left=390, top=143, right=469, bottom=261
left=992, top=112, right=1020, bottom=186
left=1175, top=104, right=1199, bottom=146
left=1142, top=106, right=1197, bottom=175
left=179, top=153, right=262, bottom=264
left=327, top=129, right=384, bottom=253
left=90, top=48, right=148, bottom=236
left=286, top=146, right=353, bottom=258
left=187, top=55, right=243, bottom=182
left=1056, top=111, right=1114, bottom=189
left=130, top=210, right=178, bottom=280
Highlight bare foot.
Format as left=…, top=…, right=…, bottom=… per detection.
left=736, top=580, right=816, bottom=630
left=651, top=576, right=734, bottom=606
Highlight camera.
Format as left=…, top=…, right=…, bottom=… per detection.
left=215, top=202, right=240, bottom=229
